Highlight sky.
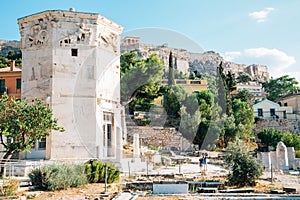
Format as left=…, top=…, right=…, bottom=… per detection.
left=1, top=0, right=300, bottom=82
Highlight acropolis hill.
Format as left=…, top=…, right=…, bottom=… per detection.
left=121, top=36, right=270, bottom=82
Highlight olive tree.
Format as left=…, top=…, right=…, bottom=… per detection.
left=0, top=94, right=64, bottom=176
left=225, top=140, right=262, bottom=186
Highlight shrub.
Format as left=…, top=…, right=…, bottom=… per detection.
left=135, top=118, right=151, bottom=126
left=84, top=160, right=120, bottom=184
left=29, top=163, right=87, bottom=191
left=0, top=178, right=19, bottom=196
left=225, top=140, right=262, bottom=187
left=296, top=150, right=300, bottom=158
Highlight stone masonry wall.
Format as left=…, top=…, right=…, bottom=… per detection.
left=127, top=126, right=192, bottom=150
left=255, top=118, right=300, bottom=133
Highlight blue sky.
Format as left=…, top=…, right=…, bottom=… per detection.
left=1, top=0, right=300, bottom=82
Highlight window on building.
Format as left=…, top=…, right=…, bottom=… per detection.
left=283, top=111, right=287, bottom=119
left=103, top=112, right=113, bottom=153
left=270, top=108, right=276, bottom=117
left=258, top=108, right=263, bottom=117
left=0, top=79, right=5, bottom=94
left=71, top=48, right=78, bottom=56
left=16, top=79, right=21, bottom=89
left=38, top=138, right=46, bottom=150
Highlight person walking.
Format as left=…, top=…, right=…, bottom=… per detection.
left=203, top=153, right=208, bottom=172
left=199, top=154, right=204, bottom=172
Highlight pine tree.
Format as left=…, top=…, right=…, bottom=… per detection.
left=168, top=51, right=175, bottom=86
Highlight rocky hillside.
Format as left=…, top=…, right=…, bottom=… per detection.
left=0, top=40, right=20, bottom=56
left=122, top=37, right=270, bottom=82
left=189, top=51, right=270, bottom=82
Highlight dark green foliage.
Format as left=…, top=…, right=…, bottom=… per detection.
left=216, top=62, right=237, bottom=115
left=164, top=85, right=186, bottom=119
left=168, top=51, right=175, bottom=86
left=232, top=99, right=255, bottom=140
left=295, top=150, right=300, bottom=158
left=174, top=69, right=188, bottom=79
left=263, top=75, right=300, bottom=101
left=257, top=128, right=283, bottom=151
left=216, top=62, right=228, bottom=115
left=0, top=50, right=22, bottom=68
left=236, top=73, right=251, bottom=83
left=7, top=50, right=22, bottom=61
left=258, top=128, right=300, bottom=151
left=282, top=132, right=300, bottom=150
left=120, top=52, right=164, bottom=112
left=0, top=94, right=64, bottom=176
left=84, top=160, right=120, bottom=184
left=233, top=89, right=254, bottom=104
left=0, top=55, right=10, bottom=68
left=135, top=118, right=151, bottom=126
left=225, top=140, right=262, bottom=187
left=29, top=164, right=88, bottom=191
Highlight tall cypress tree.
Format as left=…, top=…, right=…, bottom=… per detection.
left=168, top=51, right=175, bottom=86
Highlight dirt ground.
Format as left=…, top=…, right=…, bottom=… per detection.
left=15, top=173, right=299, bottom=200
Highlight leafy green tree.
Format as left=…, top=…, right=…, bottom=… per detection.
left=168, top=51, right=175, bottom=86
left=0, top=94, right=64, bottom=176
left=282, top=132, right=300, bottom=150
left=221, top=114, right=237, bottom=146
left=189, top=71, right=196, bottom=80
left=193, top=90, right=222, bottom=149
left=174, top=69, right=188, bottom=79
left=164, top=85, right=186, bottom=118
left=120, top=52, right=165, bottom=112
left=120, top=51, right=139, bottom=77
left=84, top=160, right=120, bottom=183
left=195, top=90, right=214, bottom=119
left=7, top=50, right=22, bottom=61
left=201, top=73, right=218, bottom=97
left=179, top=105, right=201, bottom=142
left=193, top=120, right=221, bottom=150
left=0, top=55, right=10, bottom=68
left=182, top=93, right=199, bottom=115
left=225, top=140, right=262, bottom=186
left=236, top=73, right=251, bottom=83
left=232, top=99, right=254, bottom=140
left=217, top=62, right=228, bottom=115
left=263, top=75, right=300, bottom=101
left=257, top=128, right=283, bottom=151
left=233, top=89, right=254, bottom=104
left=216, top=62, right=236, bottom=115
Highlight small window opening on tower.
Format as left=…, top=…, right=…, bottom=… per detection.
left=71, top=48, right=78, bottom=56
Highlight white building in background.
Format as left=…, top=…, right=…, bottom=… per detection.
left=236, top=81, right=266, bottom=101
left=18, top=9, right=124, bottom=162
left=252, top=99, right=294, bottom=120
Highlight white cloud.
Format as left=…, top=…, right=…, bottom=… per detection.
left=223, top=51, right=241, bottom=61
left=243, top=48, right=296, bottom=73
left=224, top=48, right=296, bottom=79
left=249, top=7, right=275, bottom=22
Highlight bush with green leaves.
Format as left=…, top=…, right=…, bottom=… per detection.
left=29, top=163, right=87, bottom=191
left=225, top=140, right=262, bottom=187
left=0, top=178, right=19, bottom=196
left=84, top=160, right=120, bottom=184
left=296, top=150, right=300, bottom=158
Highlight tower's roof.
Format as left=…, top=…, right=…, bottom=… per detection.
left=18, top=9, right=123, bottom=33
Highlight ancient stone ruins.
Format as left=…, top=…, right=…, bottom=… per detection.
left=18, top=9, right=124, bottom=163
